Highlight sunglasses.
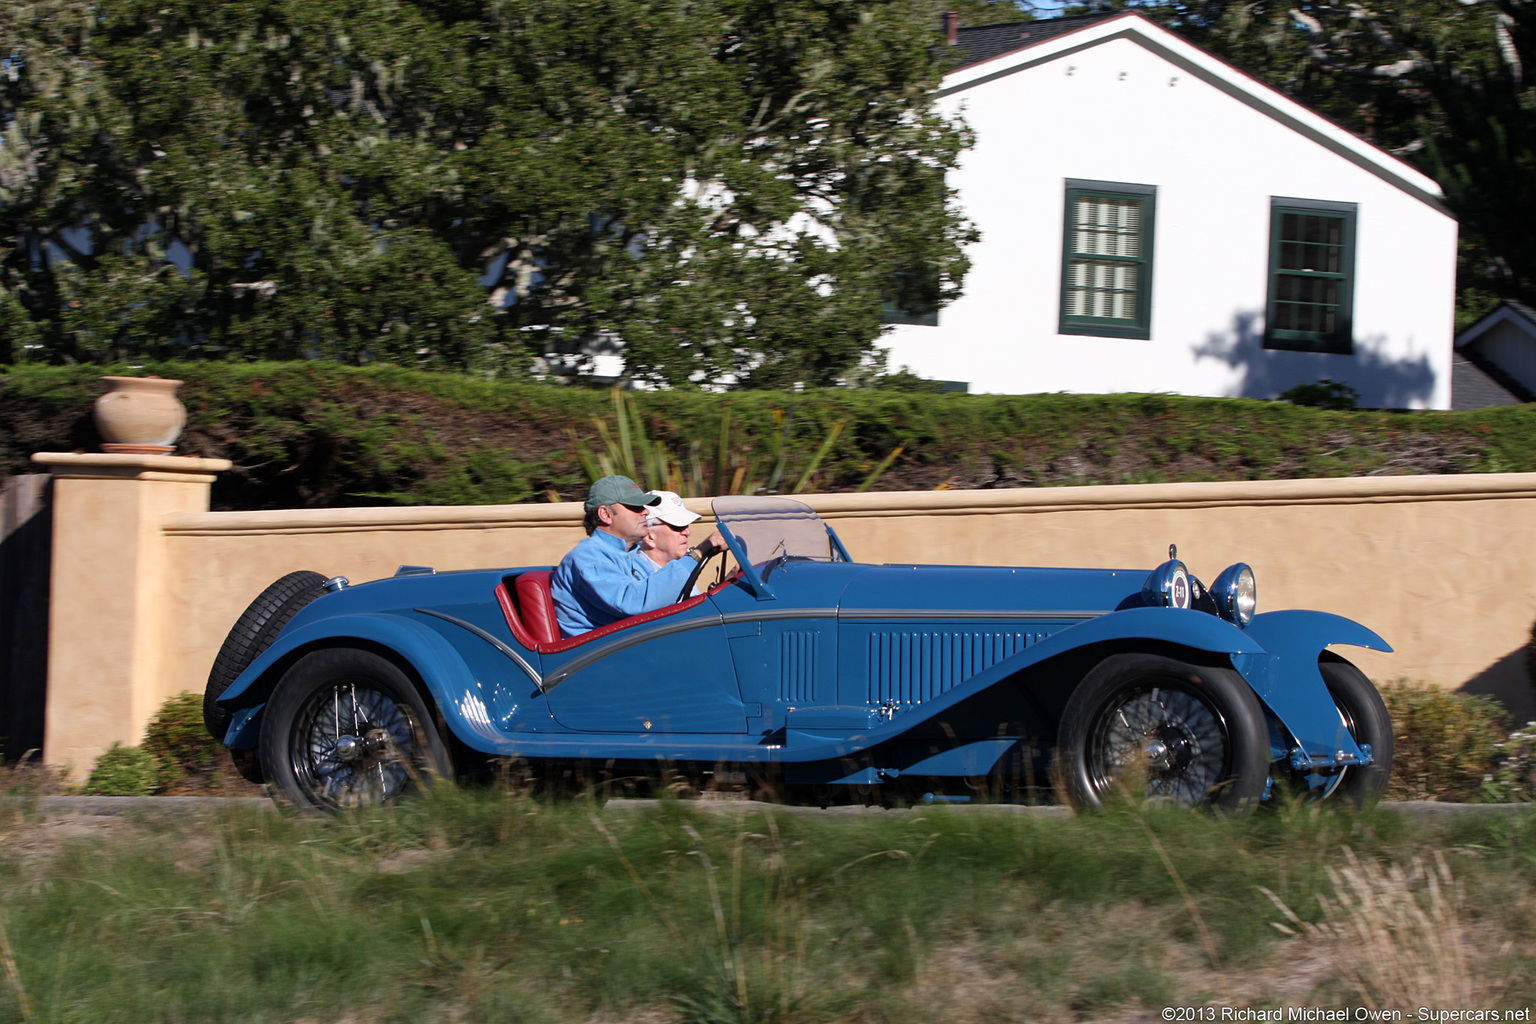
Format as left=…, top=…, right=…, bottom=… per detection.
left=652, top=520, right=689, bottom=533
left=619, top=503, right=649, bottom=514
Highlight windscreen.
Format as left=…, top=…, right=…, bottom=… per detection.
left=711, top=496, right=848, bottom=565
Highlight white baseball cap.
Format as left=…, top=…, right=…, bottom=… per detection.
left=645, top=490, right=701, bottom=528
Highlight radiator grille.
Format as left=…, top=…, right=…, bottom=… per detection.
left=866, top=630, right=1044, bottom=705
left=779, top=630, right=818, bottom=703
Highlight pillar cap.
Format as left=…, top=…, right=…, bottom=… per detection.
left=31, top=452, right=232, bottom=482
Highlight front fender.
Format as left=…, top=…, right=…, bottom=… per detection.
left=1034, top=605, right=1269, bottom=658
left=1236, top=610, right=1392, bottom=763
left=912, top=606, right=1268, bottom=727
left=795, top=606, right=1270, bottom=766
left=218, top=612, right=481, bottom=747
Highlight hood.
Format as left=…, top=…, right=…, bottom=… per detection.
left=835, top=563, right=1148, bottom=615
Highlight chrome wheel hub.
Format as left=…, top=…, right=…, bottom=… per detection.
left=1143, top=725, right=1196, bottom=775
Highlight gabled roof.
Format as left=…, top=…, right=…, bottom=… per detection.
left=1454, top=299, right=1536, bottom=350
left=938, top=12, right=1448, bottom=216
left=1452, top=348, right=1534, bottom=409
left=950, top=13, right=1121, bottom=71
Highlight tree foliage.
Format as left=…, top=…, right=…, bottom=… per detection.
left=1413, top=1, right=1536, bottom=322
left=0, top=0, right=975, bottom=386
left=1143, top=0, right=1536, bottom=328
left=925, top=0, right=1040, bottom=26
left=1151, top=0, right=1435, bottom=151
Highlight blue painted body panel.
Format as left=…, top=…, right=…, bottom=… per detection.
left=1237, top=610, right=1391, bottom=762
left=218, top=503, right=1390, bottom=785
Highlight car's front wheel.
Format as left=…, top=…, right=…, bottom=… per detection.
left=1314, top=654, right=1394, bottom=805
left=1055, top=652, right=1269, bottom=812
left=260, top=648, right=452, bottom=813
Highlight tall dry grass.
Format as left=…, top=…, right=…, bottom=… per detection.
left=1263, top=847, right=1503, bottom=1008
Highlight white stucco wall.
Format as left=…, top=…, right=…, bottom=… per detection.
left=883, top=24, right=1458, bottom=409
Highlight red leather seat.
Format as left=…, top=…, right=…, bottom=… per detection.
left=497, top=569, right=709, bottom=654
left=514, top=570, right=560, bottom=646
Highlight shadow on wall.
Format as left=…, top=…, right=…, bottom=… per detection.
left=1460, top=648, right=1536, bottom=726
left=0, top=475, right=50, bottom=762
left=1193, top=311, right=1438, bottom=409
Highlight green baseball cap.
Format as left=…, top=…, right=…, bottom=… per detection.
left=584, top=475, right=659, bottom=511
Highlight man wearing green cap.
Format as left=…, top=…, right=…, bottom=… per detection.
left=550, top=475, right=724, bottom=637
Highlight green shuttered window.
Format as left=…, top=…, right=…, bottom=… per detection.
left=1059, top=180, right=1155, bottom=339
left=1265, top=198, right=1356, bottom=353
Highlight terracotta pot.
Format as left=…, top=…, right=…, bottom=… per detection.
left=93, top=376, right=187, bottom=454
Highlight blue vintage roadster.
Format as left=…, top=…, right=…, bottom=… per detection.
left=206, top=495, right=1393, bottom=813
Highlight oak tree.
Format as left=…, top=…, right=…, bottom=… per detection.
left=0, top=0, right=975, bottom=386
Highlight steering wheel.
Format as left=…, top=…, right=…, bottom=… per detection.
left=679, top=547, right=723, bottom=602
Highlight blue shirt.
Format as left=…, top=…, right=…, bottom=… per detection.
left=550, top=529, right=696, bottom=637
left=632, top=548, right=703, bottom=596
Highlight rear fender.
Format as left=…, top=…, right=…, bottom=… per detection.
left=1236, top=610, right=1392, bottom=766
left=218, top=612, right=484, bottom=748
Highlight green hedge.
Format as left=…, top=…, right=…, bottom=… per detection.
left=6, top=362, right=1536, bottom=511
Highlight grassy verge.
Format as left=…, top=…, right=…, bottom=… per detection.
left=7, top=362, right=1536, bottom=510
left=2, top=787, right=1534, bottom=1023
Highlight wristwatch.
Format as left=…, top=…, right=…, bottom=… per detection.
left=687, top=546, right=704, bottom=563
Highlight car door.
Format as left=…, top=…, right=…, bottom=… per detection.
left=540, top=598, right=749, bottom=734
left=713, top=560, right=860, bottom=733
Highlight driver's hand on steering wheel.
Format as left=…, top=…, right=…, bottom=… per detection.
left=690, top=530, right=725, bottom=561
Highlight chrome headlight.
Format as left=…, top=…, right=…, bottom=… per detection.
left=1211, top=563, right=1257, bottom=627
left=1142, top=559, right=1192, bottom=610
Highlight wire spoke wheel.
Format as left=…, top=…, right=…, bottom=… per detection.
left=1055, top=653, right=1268, bottom=812
left=290, top=679, right=420, bottom=809
left=1087, top=684, right=1230, bottom=805
left=260, top=648, right=452, bottom=814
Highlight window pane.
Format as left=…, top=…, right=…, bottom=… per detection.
left=1067, top=259, right=1138, bottom=319
left=1273, top=274, right=1338, bottom=333
left=1073, top=197, right=1141, bottom=259
left=1278, top=212, right=1344, bottom=273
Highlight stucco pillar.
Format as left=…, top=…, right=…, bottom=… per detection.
left=30, top=452, right=231, bottom=781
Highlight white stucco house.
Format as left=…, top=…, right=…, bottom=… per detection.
left=881, top=12, right=1459, bottom=409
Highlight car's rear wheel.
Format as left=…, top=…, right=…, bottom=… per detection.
left=1055, top=652, right=1269, bottom=812
left=260, top=648, right=452, bottom=813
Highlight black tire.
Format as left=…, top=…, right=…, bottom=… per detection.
left=259, top=647, right=452, bottom=813
left=1316, top=654, right=1394, bottom=806
left=204, top=570, right=328, bottom=743
left=1054, top=652, right=1269, bottom=812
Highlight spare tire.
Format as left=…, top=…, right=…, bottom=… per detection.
left=203, top=570, right=329, bottom=743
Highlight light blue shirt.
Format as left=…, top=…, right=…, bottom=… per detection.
left=550, top=529, right=696, bottom=637
left=632, top=548, right=705, bottom=596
